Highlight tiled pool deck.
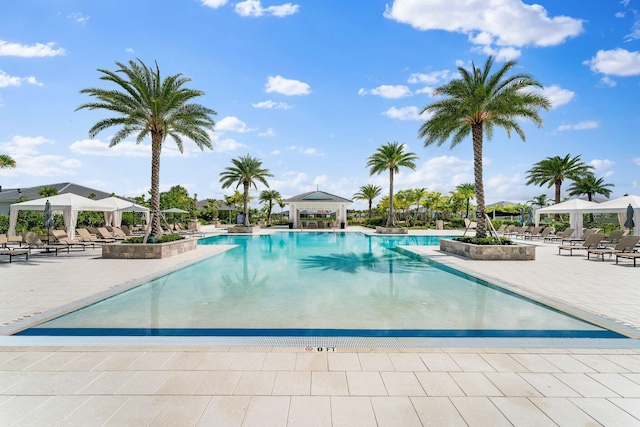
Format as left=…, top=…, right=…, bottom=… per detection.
left=2, top=226, right=640, bottom=425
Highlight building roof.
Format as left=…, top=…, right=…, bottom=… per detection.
left=284, top=190, right=352, bottom=204
left=0, top=182, right=122, bottom=204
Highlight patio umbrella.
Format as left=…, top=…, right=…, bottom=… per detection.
left=625, top=203, right=635, bottom=229
left=43, top=199, right=54, bottom=243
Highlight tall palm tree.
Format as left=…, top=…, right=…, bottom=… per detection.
left=219, top=154, right=273, bottom=226
left=526, top=154, right=593, bottom=205
left=353, top=184, right=382, bottom=218
left=527, top=194, right=552, bottom=208
left=259, top=189, right=282, bottom=224
left=76, top=59, right=216, bottom=238
left=366, top=142, right=418, bottom=227
left=419, top=56, right=551, bottom=238
left=455, top=183, right=476, bottom=218
left=0, top=154, right=16, bottom=169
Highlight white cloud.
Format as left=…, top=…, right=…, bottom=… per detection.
left=252, top=100, right=292, bottom=109
left=216, top=116, right=255, bottom=133
left=624, top=10, right=640, bottom=41
left=407, top=70, right=452, bottom=85
left=584, top=48, right=640, bottom=76
left=599, top=76, right=617, bottom=87
left=259, top=128, right=275, bottom=137
left=590, top=158, right=615, bottom=172
left=265, top=75, right=310, bottom=96
left=382, top=106, right=429, bottom=121
left=126, top=48, right=135, bottom=54
left=271, top=149, right=281, bottom=155
left=210, top=134, right=245, bottom=152
left=0, top=40, right=65, bottom=57
left=67, top=12, right=89, bottom=23
left=556, top=121, right=599, bottom=132
left=0, top=70, right=42, bottom=88
left=0, top=135, right=82, bottom=178
left=235, top=0, right=299, bottom=17
left=529, top=84, right=574, bottom=109
left=200, top=0, right=228, bottom=8
left=477, top=44, right=522, bottom=61
left=358, top=85, right=412, bottom=99
left=384, top=0, right=583, bottom=55
left=633, top=157, right=640, bottom=166
left=69, top=139, right=149, bottom=157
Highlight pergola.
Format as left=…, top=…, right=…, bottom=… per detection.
left=284, top=190, right=352, bottom=228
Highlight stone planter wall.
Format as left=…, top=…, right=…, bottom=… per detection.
left=376, top=226, right=408, bottom=234
left=440, top=239, right=535, bottom=261
left=102, top=238, right=197, bottom=259
left=228, top=226, right=260, bottom=234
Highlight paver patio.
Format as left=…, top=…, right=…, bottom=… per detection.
left=1, top=226, right=640, bottom=425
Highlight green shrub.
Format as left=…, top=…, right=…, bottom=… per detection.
left=363, top=217, right=386, bottom=228
left=125, top=234, right=185, bottom=244
left=454, top=236, right=514, bottom=245
left=448, top=218, right=465, bottom=229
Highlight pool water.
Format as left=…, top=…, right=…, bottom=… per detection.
left=18, top=232, right=621, bottom=338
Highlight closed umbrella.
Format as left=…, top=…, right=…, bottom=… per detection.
left=624, top=203, right=635, bottom=229
left=43, top=199, right=54, bottom=243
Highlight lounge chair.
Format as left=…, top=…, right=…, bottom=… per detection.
left=0, top=235, right=29, bottom=262
left=526, top=226, right=553, bottom=240
left=49, top=230, right=96, bottom=250
left=504, top=225, right=529, bottom=237
left=97, top=227, right=125, bottom=240
left=22, top=232, right=70, bottom=256
left=561, top=228, right=602, bottom=245
left=615, top=252, right=640, bottom=267
left=558, top=233, right=605, bottom=256
left=517, top=226, right=540, bottom=239
left=587, top=235, right=640, bottom=261
left=106, top=226, right=127, bottom=239
left=544, top=228, right=575, bottom=243
left=494, top=224, right=507, bottom=235
left=599, top=229, right=628, bottom=247
left=76, top=228, right=114, bottom=243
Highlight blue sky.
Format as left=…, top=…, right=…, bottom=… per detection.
left=1, top=0, right=639, bottom=209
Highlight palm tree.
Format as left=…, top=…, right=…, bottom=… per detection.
left=38, top=186, right=59, bottom=197
left=353, top=184, right=382, bottom=218
left=0, top=154, right=16, bottom=169
left=76, top=59, right=216, bottom=238
left=219, top=154, right=273, bottom=226
left=568, top=173, right=614, bottom=222
left=525, top=154, right=593, bottom=205
left=366, top=142, right=418, bottom=227
left=259, top=189, right=282, bottom=224
left=419, top=56, right=551, bottom=238
left=527, top=194, right=552, bottom=208
left=567, top=174, right=614, bottom=202
left=455, top=183, right=476, bottom=218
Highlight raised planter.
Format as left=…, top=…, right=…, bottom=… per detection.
left=102, top=238, right=197, bottom=259
left=228, top=226, right=260, bottom=234
left=440, top=239, right=535, bottom=261
left=376, top=226, right=408, bottom=234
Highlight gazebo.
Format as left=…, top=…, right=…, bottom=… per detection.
left=284, top=190, right=352, bottom=229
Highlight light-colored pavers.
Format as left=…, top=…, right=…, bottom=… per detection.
left=1, top=226, right=640, bottom=425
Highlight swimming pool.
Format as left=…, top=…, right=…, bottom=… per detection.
left=16, top=232, right=622, bottom=338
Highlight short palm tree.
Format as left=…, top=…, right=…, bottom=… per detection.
left=259, top=189, right=282, bottom=224
left=527, top=194, right=552, bottom=208
left=568, top=173, right=614, bottom=222
left=525, top=154, right=593, bottom=205
left=419, top=56, right=551, bottom=238
left=220, top=154, right=273, bottom=226
left=353, top=184, right=382, bottom=218
left=455, top=183, right=476, bottom=218
left=567, top=173, right=614, bottom=202
left=0, top=154, right=16, bottom=169
left=39, top=186, right=59, bottom=197
left=76, top=59, right=216, bottom=238
left=366, top=142, right=418, bottom=227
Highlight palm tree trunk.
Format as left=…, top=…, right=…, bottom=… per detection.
left=150, top=132, right=163, bottom=238
left=472, top=124, right=487, bottom=238
left=243, top=182, right=249, bottom=226
left=268, top=201, right=272, bottom=224
left=387, top=168, right=394, bottom=227
left=368, top=199, right=372, bottom=218
left=554, top=179, right=562, bottom=220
